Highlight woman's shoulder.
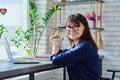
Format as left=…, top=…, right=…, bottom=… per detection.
left=78, top=40, right=91, bottom=45
left=75, top=41, right=97, bottom=55
left=77, top=41, right=94, bottom=48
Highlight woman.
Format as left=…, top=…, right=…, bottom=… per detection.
left=50, top=13, right=101, bottom=80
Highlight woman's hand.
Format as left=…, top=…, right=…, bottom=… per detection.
left=50, top=35, right=63, bottom=54
left=50, top=35, right=63, bottom=45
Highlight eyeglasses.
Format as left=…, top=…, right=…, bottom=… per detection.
left=65, top=24, right=80, bottom=31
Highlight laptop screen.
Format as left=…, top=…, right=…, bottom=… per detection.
left=4, top=38, right=14, bottom=62
left=3, top=38, right=40, bottom=64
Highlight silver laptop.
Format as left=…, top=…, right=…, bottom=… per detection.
left=4, top=38, right=39, bottom=64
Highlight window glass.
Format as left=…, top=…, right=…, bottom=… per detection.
left=0, top=0, right=28, bottom=59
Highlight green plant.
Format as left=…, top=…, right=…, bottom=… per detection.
left=29, top=0, right=60, bottom=55
left=34, top=5, right=60, bottom=54
left=0, top=24, right=6, bottom=39
left=11, top=28, right=32, bottom=55
left=11, top=0, right=60, bottom=56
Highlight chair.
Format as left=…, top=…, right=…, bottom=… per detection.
left=100, top=56, right=111, bottom=80
left=107, top=69, right=120, bottom=80
left=100, top=56, right=120, bottom=80
left=99, top=55, right=104, bottom=74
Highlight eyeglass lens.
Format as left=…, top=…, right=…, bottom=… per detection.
left=66, top=24, right=80, bottom=31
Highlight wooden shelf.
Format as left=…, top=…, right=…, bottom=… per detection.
left=57, top=26, right=65, bottom=29
left=54, top=0, right=104, bottom=6
left=90, top=28, right=104, bottom=30
left=90, top=28, right=104, bottom=32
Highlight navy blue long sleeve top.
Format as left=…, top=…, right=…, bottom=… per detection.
left=50, top=41, right=101, bottom=80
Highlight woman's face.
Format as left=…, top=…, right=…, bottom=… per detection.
left=66, top=22, right=85, bottom=42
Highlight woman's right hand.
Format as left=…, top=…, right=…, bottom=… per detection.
left=50, top=35, right=63, bottom=46
left=50, top=35, right=63, bottom=54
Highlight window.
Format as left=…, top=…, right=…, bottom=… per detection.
left=0, top=0, right=28, bottom=59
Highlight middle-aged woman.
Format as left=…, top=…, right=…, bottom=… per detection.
left=50, top=13, right=101, bottom=80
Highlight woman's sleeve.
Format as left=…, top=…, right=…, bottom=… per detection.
left=50, top=45, right=88, bottom=66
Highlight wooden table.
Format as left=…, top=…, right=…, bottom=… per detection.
left=0, top=59, right=61, bottom=80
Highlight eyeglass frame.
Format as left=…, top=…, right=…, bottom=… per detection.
left=65, top=24, right=80, bottom=31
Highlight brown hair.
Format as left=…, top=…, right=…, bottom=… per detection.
left=65, top=13, right=98, bottom=51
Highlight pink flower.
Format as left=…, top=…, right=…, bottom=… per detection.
left=85, top=10, right=101, bottom=21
